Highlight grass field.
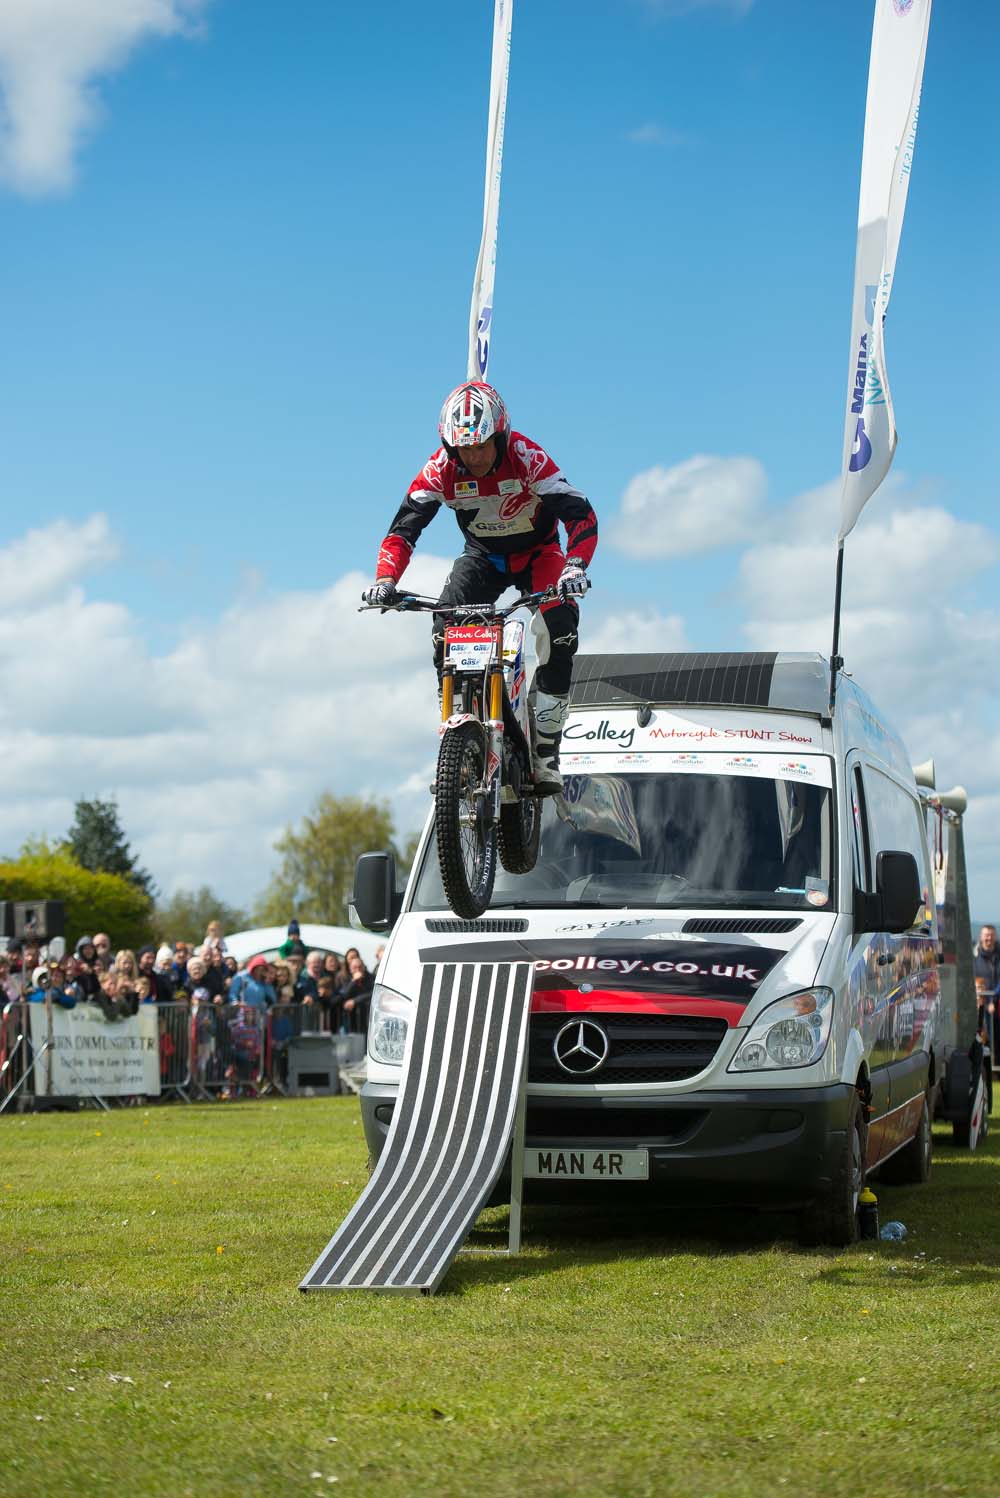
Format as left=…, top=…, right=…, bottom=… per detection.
left=1, top=1095, right=998, bottom=1498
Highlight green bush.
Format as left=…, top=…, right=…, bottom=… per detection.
left=0, top=848, right=155, bottom=952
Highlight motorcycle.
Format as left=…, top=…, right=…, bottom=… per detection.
left=360, top=588, right=559, bottom=918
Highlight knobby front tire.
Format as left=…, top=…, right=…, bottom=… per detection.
left=435, top=722, right=497, bottom=919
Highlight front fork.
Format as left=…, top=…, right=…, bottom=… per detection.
left=440, top=663, right=505, bottom=820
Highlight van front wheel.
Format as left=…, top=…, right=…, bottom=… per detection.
left=798, top=1087, right=866, bottom=1248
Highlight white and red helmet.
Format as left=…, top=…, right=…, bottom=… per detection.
left=438, top=381, right=509, bottom=454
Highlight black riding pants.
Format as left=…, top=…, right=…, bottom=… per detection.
left=432, top=546, right=579, bottom=697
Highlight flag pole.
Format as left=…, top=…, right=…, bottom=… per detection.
left=828, top=542, right=846, bottom=718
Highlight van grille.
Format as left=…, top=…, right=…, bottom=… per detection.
left=424, top=918, right=529, bottom=933
left=682, top=917, right=801, bottom=935
left=529, top=1013, right=728, bottom=1085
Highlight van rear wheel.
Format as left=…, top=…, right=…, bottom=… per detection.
left=798, top=1087, right=866, bottom=1248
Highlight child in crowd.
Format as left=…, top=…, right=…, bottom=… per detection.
left=316, top=975, right=337, bottom=1029
left=225, top=1004, right=261, bottom=1099
left=192, top=986, right=216, bottom=1087
left=202, top=920, right=228, bottom=955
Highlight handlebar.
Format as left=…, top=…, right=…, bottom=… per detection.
left=358, top=587, right=560, bottom=618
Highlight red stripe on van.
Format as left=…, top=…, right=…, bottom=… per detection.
left=530, top=987, right=747, bottom=1022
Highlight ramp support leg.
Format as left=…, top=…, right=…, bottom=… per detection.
left=507, top=1029, right=530, bottom=1254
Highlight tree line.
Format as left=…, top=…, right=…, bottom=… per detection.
left=0, top=794, right=418, bottom=951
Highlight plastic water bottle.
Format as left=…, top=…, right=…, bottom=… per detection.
left=858, top=1187, right=879, bottom=1240
left=880, top=1219, right=907, bottom=1241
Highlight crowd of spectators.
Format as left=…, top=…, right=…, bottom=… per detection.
left=0, top=919, right=379, bottom=1036
left=973, top=923, right=1000, bottom=1055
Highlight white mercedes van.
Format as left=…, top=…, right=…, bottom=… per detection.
left=355, top=651, right=938, bottom=1245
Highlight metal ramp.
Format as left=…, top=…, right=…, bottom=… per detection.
left=300, top=960, right=533, bottom=1295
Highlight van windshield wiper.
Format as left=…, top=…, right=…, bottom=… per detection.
left=487, top=900, right=619, bottom=910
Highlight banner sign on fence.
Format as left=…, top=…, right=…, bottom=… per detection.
left=467, top=0, right=513, bottom=382
left=838, top=0, right=931, bottom=541
left=29, top=1003, right=161, bottom=1097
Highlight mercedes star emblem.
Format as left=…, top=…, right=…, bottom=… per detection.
left=552, top=1019, right=611, bottom=1076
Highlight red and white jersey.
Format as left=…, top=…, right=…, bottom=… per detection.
left=375, top=431, right=598, bottom=583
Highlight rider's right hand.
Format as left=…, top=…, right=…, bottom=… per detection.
left=362, top=578, right=397, bottom=606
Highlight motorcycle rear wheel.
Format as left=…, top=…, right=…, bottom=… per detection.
left=435, top=722, right=497, bottom=918
left=498, top=789, right=541, bottom=874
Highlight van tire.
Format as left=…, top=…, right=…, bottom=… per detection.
left=880, top=1094, right=932, bottom=1184
left=798, top=1087, right=866, bottom=1248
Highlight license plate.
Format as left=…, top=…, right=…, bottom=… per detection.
left=524, top=1148, right=649, bottom=1181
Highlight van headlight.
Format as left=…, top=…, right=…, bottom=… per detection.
left=368, top=984, right=411, bottom=1066
left=728, top=988, right=834, bottom=1072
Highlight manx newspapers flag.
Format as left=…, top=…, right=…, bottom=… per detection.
left=467, top=0, right=513, bottom=382
left=839, top=0, right=931, bottom=542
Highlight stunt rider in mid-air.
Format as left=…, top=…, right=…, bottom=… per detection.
left=362, top=380, right=598, bottom=792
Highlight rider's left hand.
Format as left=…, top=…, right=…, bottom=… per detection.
left=557, top=563, right=590, bottom=599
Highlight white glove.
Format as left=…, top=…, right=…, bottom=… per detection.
left=362, top=578, right=396, bottom=606
left=557, top=563, right=589, bottom=599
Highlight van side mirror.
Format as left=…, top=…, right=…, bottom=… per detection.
left=854, top=849, right=922, bottom=936
left=876, top=850, right=922, bottom=933
left=350, top=851, right=402, bottom=932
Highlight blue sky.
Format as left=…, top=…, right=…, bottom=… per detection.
left=0, top=0, right=997, bottom=917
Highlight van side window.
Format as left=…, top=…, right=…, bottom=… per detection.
left=851, top=766, right=872, bottom=892
left=862, top=767, right=934, bottom=932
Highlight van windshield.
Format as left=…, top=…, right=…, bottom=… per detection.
left=410, top=769, right=834, bottom=912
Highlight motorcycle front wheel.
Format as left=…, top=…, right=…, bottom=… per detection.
left=435, top=722, right=497, bottom=918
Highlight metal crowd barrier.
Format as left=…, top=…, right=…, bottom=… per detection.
left=157, top=1002, right=193, bottom=1099
left=1, top=997, right=363, bottom=1110
left=191, top=1000, right=266, bottom=1099
left=0, top=1001, right=32, bottom=1113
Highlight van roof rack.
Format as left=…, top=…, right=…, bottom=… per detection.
left=569, top=651, right=830, bottom=716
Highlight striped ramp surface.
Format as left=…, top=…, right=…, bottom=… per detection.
left=300, top=960, right=533, bottom=1295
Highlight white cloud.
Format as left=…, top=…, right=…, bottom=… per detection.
left=0, top=0, right=209, bottom=194
left=0, top=516, right=452, bottom=903
left=625, top=122, right=689, bottom=148
left=610, top=454, right=767, bottom=559
left=585, top=608, right=688, bottom=656
left=0, top=512, right=118, bottom=607
left=738, top=481, right=1000, bottom=912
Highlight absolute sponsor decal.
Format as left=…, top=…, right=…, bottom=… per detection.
left=454, top=480, right=480, bottom=498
